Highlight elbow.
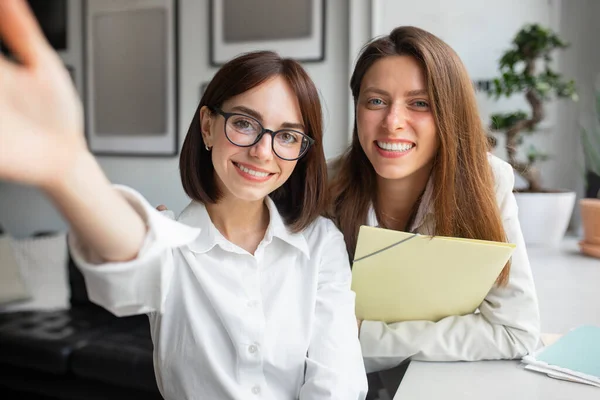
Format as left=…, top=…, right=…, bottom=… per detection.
left=505, top=322, right=541, bottom=357
left=102, top=227, right=146, bottom=263
left=520, top=327, right=541, bottom=355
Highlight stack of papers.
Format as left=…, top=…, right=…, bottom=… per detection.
left=522, top=325, right=600, bottom=388
left=351, top=226, right=516, bottom=323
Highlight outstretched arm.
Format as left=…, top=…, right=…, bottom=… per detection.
left=0, top=0, right=145, bottom=262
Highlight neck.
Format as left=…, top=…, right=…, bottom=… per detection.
left=205, top=196, right=270, bottom=254
left=376, top=165, right=432, bottom=231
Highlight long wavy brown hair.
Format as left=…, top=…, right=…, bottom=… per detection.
left=330, top=26, right=511, bottom=285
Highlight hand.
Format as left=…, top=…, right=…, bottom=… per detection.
left=0, top=0, right=85, bottom=188
left=156, top=204, right=168, bottom=211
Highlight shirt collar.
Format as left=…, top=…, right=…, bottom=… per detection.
left=367, top=174, right=435, bottom=233
left=262, top=196, right=311, bottom=258
left=178, top=197, right=310, bottom=258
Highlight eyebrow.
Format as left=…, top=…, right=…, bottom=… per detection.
left=362, top=87, right=429, bottom=97
left=230, top=105, right=305, bottom=131
left=406, top=89, right=428, bottom=97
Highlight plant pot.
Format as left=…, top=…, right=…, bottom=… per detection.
left=514, top=191, right=576, bottom=246
left=579, top=241, right=600, bottom=258
left=585, top=171, right=600, bottom=199
left=580, top=198, right=600, bottom=246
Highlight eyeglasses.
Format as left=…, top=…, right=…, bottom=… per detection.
left=211, top=107, right=314, bottom=161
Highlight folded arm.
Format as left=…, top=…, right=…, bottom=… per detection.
left=360, top=159, right=540, bottom=373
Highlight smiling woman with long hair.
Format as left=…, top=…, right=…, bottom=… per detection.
left=330, top=26, right=540, bottom=375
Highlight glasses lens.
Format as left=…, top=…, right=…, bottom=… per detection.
left=225, top=114, right=262, bottom=146
left=273, top=131, right=309, bottom=160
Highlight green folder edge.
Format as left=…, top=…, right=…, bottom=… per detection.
left=535, top=325, right=600, bottom=380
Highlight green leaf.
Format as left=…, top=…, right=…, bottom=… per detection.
left=489, top=23, right=577, bottom=167
left=490, top=111, right=528, bottom=130
left=526, top=145, right=550, bottom=165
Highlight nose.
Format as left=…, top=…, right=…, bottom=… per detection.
left=384, top=104, right=407, bottom=132
left=249, top=133, right=274, bottom=161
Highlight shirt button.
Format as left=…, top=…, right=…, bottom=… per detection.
left=248, top=344, right=258, bottom=354
left=251, top=385, right=261, bottom=395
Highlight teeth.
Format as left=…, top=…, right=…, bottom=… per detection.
left=236, top=163, right=270, bottom=177
left=377, top=141, right=414, bottom=152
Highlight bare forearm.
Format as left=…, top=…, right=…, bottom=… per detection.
left=43, top=151, right=146, bottom=262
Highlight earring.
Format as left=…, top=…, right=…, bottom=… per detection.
left=205, top=144, right=211, bottom=151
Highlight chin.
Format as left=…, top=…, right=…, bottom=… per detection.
left=229, top=187, right=273, bottom=202
left=373, top=164, right=415, bottom=181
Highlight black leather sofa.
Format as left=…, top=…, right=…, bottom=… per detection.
left=0, top=251, right=163, bottom=400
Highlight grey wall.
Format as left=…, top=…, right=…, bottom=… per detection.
left=0, top=0, right=350, bottom=237
left=556, top=0, right=600, bottom=227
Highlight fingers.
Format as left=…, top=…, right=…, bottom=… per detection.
left=0, top=0, right=53, bottom=66
left=156, top=205, right=168, bottom=211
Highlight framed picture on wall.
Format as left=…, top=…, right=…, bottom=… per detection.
left=83, top=0, right=179, bottom=156
left=209, top=0, right=326, bottom=66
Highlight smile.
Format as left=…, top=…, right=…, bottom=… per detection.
left=376, top=141, right=415, bottom=152
left=233, top=162, right=274, bottom=181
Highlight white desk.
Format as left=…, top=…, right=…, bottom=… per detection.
left=394, top=360, right=599, bottom=399
left=527, top=238, right=600, bottom=333
left=394, top=238, right=600, bottom=399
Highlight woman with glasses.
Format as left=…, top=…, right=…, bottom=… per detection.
left=0, top=1, right=367, bottom=399
left=329, top=26, right=540, bottom=395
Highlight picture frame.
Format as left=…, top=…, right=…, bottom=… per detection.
left=209, top=0, right=326, bottom=66
left=83, top=0, right=179, bottom=157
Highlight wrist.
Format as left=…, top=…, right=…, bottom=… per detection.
left=42, top=150, right=105, bottom=198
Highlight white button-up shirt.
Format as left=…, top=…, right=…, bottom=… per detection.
left=70, top=187, right=368, bottom=400
left=359, top=155, right=541, bottom=372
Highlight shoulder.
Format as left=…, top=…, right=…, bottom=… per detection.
left=300, top=216, right=348, bottom=264
left=487, top=153, right=515, bottom=198
left=176, top=201, right=208, bottom=226
left=487, top=154, right=518, bottom=218
left=300, top=216, right=352, bottom=276
left=301, top=216, right=344, bottom=247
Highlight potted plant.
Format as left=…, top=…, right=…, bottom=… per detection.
left=487, top=24, right=578, bottom=245
left=579, top=82, right=600, bottom=258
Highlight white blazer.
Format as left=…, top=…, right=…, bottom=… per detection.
left=359, top=155, right=541, bottom=373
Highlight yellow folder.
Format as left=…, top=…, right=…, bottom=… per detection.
left=351, top=226, right=516, bottom=323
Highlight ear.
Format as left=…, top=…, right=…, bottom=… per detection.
left=199, top=106, right=215, bottom=148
